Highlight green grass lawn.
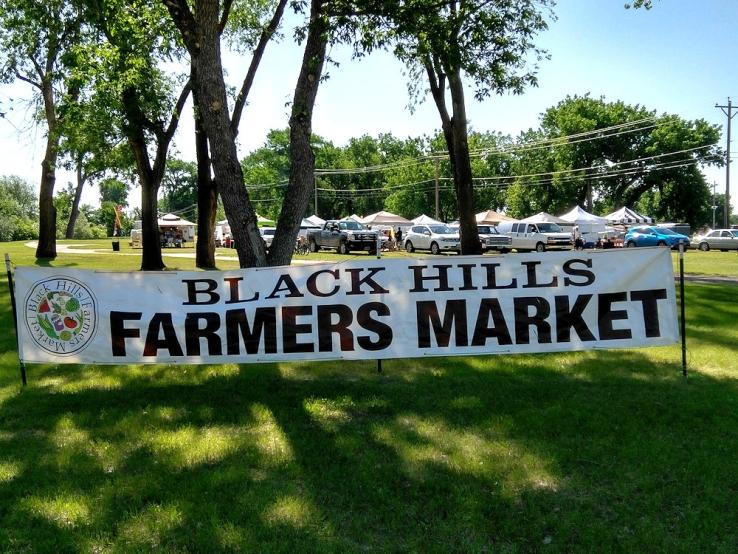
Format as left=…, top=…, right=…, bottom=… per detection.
left=1, top=240, right=737, bottom=551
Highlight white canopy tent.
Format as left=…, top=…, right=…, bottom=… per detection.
left=305, top=214, right=326, bottom=226
left=604, top=206, right=653, bottom=225
left=559, top=206, right=608, bottom=225
left=475, top=210, right=517, bottom=224
left=520, top=212, right=566, bottom=224
left=361, top=211, right=412, bottom=226
left=558, top=206, right=608, bottom=245
left=340, top=214, right=363, bottom=223
left=158, top=213, right=196, bottom=243
left=411, top=214, right=443, bottom=225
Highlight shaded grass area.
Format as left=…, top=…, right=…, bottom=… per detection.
left=1, top=267, right=738, bottom=550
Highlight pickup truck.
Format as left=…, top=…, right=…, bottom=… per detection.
left=477, top=225, right=512, bottom=252
left=307, top=220, right=380, bottom=254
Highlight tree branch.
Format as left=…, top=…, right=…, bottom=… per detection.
left=15, top=70, right=42, bottom=90
left=164, top=79, right=193, bottom=144
left=218, top=0, right=234, bottom=34
left=230, top=0, right=288, bottom=137
left=161, top=0, right=199, bottom=53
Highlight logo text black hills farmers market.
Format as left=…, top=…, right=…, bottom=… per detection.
left=24, top=277, right=98, bottom=356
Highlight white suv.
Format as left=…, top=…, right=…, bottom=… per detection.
left=260, top=227, right=276, bottom=250
left=404, top=224, right=460, bottom=254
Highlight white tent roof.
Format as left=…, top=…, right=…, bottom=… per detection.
left=361, top=211, right=412, bottom=226
left=520, top=211, right=566, bottom=224
left=340, top=214, right=363, bottom=222
left=604, top=206, right=653, bottom=225
left=158, top=213, right=195, bottom=227
left=411, top=214, right=443, bottom=225
left=475, top=210, right=517, bottom=224
left=300, top=218, right=321, bottom=228
left=559, top=206, right=608, bottom=225
left=305, top=214, right=325, bottom=226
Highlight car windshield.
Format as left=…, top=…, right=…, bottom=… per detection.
left=478, top=226, right=499, bottom=234
left=338, top=221, right=364, bottom=231
left=429, top=225, right=454, bottom=234
left=658, top=228, right=679, bottom=235
left=536, top=223, right=562, bottom=233
left=731, top=230, right=738, bottom=238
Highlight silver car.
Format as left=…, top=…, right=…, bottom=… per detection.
left=404, top=224, right=460, bottom=255
left=691, top=229, right=738, bottom=251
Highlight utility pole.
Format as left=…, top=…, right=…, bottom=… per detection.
left=712, top=182, right=718, bottom=229
left=434, top=158, right=440, bottom=220
left=716, top=98, right=737, bottom=228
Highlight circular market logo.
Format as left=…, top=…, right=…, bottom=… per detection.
left=24, top=276, right=98, bottom=356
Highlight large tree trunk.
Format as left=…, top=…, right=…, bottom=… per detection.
left=447, top=71, right=480, bottom=255
left=65, top=161, right=86, bottom=239
left=268, top=0, right=327, bottom=266
left=122, top=87, right=165, bottom=271
left=189, top=2, right=265, bottom=268
left=194, top=107, right=217, bottom=269
left=139, top=169, right=164, bottom=270
left=36, top=79, right=59, bottom=259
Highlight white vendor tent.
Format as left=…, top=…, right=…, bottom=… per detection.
left=361, top=211, right=412, bottom=226
left=158, top=213, right=196, bottom=243
left=412, top=214, right=443, bottom=225
left=558, top=206, right=608, bottom=245
left=341, top=214, right=364, bottom=223
left=604, top=206, right=653, bottom=225
left=475, top=210, right=517, bottom=224
left=520, top=211, right=566, bottom=224
left=559, top=206, right=608, bottom=225
left=305, top=214, right=325, bottom=226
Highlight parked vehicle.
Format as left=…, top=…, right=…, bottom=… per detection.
left=260, top=227, right=276, bottom=250
left=496, top=221, right=572, bottom=252
left=307, top=220, right=379, bottom=254
left=624, top=226, right=689, bottom=248
left=690, top=229, right=738, bottom=251
left=404, top=224, right=460, bottom=254
left=476, top=225, right=512, bottom=252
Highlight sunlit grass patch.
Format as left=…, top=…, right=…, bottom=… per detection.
left=0, top=460, right=22, bottom=483
left=263, top=494, right=316, bottom=529
left=117, top=503, right=184, bottom=550
left=22, top=492, right=92, bottom=529
left=145, top=425, right=242, bottom=470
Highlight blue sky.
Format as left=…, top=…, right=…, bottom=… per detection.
left=1, top=0, right=736, bottom=211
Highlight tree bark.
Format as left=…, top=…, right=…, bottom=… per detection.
left=447, top=69, right=481, bottom=255
left=65, top=159, right=86, bottom=239
left=165, top=0, right=266, bottom=268
left=425, top=56, right=480, bottom=255
left=268, top=0, right=328, bottom=266
left=122, top=87, right=165, bottom=271
left=194, top=104, right=217, bottom=269
left=36, top=77, right=59, bottom=259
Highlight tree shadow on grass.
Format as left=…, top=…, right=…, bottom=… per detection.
left=1, top=282, right=738, bottom=550
left=1, top=352, right=738, bottom=552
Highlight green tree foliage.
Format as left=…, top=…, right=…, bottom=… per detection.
left=358, top=0, right=553, bottom=253
left=0, top=175, right=38, bottom=241
left=0, top=0, right=86, bottom=257
left=159, top=159, right=197, bottom=215
left=507, top=96, right=722, bottom=229
left=98, top=177, right=129, bottom=206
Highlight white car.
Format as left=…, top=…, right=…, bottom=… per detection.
left=403, top=224, right=460, bottom=254
left=260, top=227, right=276, bottom=250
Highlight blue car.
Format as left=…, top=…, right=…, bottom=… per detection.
left=624, top=226, right=689, bottom=248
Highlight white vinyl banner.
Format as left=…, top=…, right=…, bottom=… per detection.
left=14, top=248, right=679, bottom=365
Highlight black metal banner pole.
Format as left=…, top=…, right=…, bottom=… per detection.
left=4, top=254, right=27, bottom=386
left=678, top=242, right=687, bottom=377
left=376, top=234, right=382, bottom=374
